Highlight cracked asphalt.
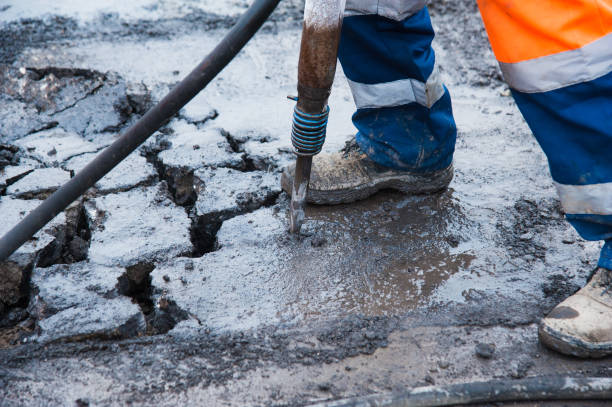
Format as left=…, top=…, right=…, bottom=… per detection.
left=1, top=1, right=611, bottom=406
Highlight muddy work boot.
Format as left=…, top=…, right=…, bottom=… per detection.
left=281, top=142, right=453, bottom=205
left=539, top=268, right=612, bottom=358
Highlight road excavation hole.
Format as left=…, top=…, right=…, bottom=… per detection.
left=0, top=144, right=20, bottom=172
left=188, top=187, right=280, bottom=257
left=0, top=261, right=33, bottom=323
left=220, top=129, right=243, bottom=154
left=241, top=154, right=261, bottom=172
left=140, top=132, right=200, bottom=208
left=190, top=216, right=223, bottom=257
left=0, top=260, right=35, bottom=348
left=117, top=262, right=188, bottom=335
left=36, top=203, right=92, bottom=268
left=220, top=129, right=280, bottom=172
left=163, top=167, right=197, bottom=207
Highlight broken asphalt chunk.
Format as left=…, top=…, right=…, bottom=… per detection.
left=193, top=167, right=280, bottom=220
left=157, top=123, right=243, bottom=171
left=64, top=150, right=156, bottom=194
left=6, top=167, right=71, bottom=199
left=13, top=127, right=99, bottom=165
left=86, top=183, right=192, bottom=267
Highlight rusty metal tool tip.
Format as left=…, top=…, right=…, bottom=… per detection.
left=289, top=189, right=306, bottom=234
left=289, top=156, right=312, bottom=234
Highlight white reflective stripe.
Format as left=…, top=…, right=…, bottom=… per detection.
left=345, top=0, right=426, bottom=21
left=554, top=182, right=612, bottom=215
left=346, top=64, right=445, bottom=109
left=344, top=0, right=377, bottom=17
left=499, top=32, right=612, bottom=93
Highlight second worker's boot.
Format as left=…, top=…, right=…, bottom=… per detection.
left=539, top=268, right=612, bottom=358
left=281, top=140, right=453, bottom=205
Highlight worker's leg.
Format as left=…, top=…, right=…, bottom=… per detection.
left=477, top=0, right=612, bottom=357
left=280, top=2, right=457, bottom=204
left=338, top=1, right=457, bottom=173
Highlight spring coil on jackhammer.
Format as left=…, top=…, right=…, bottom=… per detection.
left=291, top=105, right=330, bottom=156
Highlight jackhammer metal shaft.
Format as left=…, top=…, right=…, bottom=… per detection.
left=289, top=0, right=345, bottom=233
left=0, top=0, right=281, bottom=263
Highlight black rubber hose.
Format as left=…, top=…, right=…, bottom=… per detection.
left=0, top=0, right=281, bottom=263
left=312, top=376, right=612, bottom=407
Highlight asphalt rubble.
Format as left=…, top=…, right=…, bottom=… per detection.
left=0, top=1, right=611, bottom=406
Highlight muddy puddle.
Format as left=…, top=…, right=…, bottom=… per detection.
left=284, top=190, right=476, bottom=318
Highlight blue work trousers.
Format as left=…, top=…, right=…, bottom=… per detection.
left=338, top=3, right=612, bottom=269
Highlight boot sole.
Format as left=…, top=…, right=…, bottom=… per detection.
left=281, top=163, right=453, bottom=205
left=538, top=323, right=612, bottom=359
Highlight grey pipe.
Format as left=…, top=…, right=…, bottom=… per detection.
left=310, top=376, right=612, bottom=407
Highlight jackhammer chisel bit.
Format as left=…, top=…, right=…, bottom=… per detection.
left=289, top=0, right=345, bottom=234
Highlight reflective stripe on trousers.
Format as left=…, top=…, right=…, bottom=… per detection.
left=338, top=6, right=457, bottom=173
left=344, top=0, right=427, bottom=21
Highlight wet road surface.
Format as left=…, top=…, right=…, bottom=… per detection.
left=0, top=1, right=610, bottom=405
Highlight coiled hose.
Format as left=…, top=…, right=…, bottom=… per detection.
left=0, top=0, right=281, bottom=262
left=291, top=105, right=330, bottom=156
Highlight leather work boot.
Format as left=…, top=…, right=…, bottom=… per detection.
left=281, top=141, right=453, bottom=205
left=539, top=268, right=612, bottom=358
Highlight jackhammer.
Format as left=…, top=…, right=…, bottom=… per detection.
left=289, top=0, right=345, bottom=233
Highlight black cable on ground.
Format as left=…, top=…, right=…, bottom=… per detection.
left=0, top=0, right=281, bottom=263
left=310, top=376, right=612, bottom=407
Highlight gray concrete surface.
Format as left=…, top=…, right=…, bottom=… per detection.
left=0, top=0, right=610, bottom=406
